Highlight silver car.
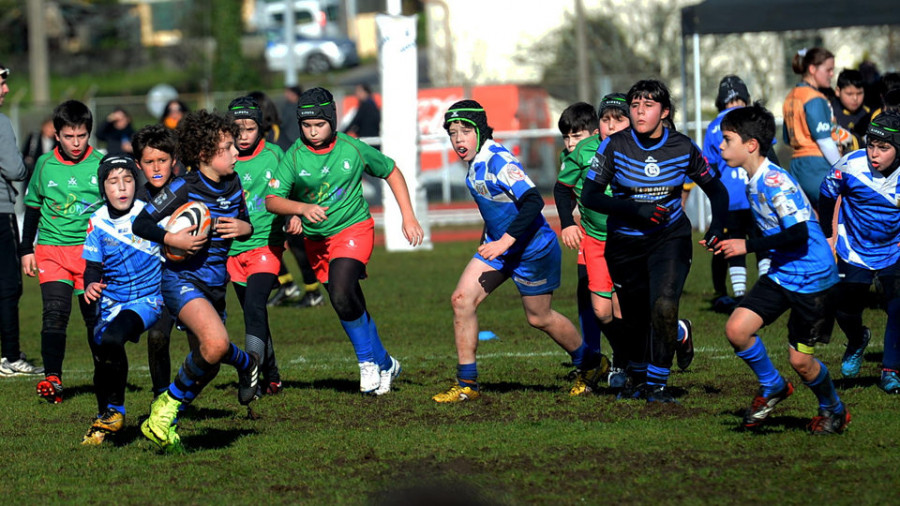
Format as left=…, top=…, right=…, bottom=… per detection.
left=265, top=33, right=359, bottom=74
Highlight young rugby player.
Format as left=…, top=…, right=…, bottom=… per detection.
left=555, top=96, right=695, bottom=395
left=133, top=110, right=259, bottom=452
left=819, top=112, right=900, bottom=393
left=581, top=80, right=729, bottom=403
left=714, top=104, right=848, bottom=434
left=226, top=96, right=286, bottom=395
left=433, top=100, right=584, bottom=402
left=81, top=154, right=162, bottom=445
left=266, top=87, right=423, bottom=396
left=19, top=100, right=104, bottom=403
left=131, top=124, right=178, bottom=398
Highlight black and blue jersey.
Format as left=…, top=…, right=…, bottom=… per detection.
left=585, top=128, right=715, bottom=236
left=139, top=171, right=249, bottom=287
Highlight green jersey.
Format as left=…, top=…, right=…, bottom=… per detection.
left=25, top=147, right=104, bottom=246
left=229, top=140, right=286, bottom=256
left=267, top=133, right=395, bottom=240
left=557, top=136, right=609, bottom=241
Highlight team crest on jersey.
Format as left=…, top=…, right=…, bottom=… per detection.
left=765, top=171, right=785, bottom=187
left=243, top=173, right=252, bottom=182
left=833, top=169, right=842, bottom=180
left=343, top=160, right=351, bottom=171
left=644, top=156, right=660, bottom=177
left=507, top=167, right=526, bottom=182
left=68, top=177, right=77, bottom=186
left=474, top=181, right=489, bottom=196
left=321, top=166, right=330, bottom=175
left=268, top=178, right=280, bottom=189
left=590, top=154, right=604, bottom=171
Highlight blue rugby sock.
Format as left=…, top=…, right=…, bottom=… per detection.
left=804, top=360, right=844, bottom=413
left=341, top=315, right=374, bottom=363
left=221, top=343, right=252, bottom=371
left=646, top=364, right=670, bottom=387
left=106, top=403, right=125, bottom=416
left=736, top=336, right=784, bottom=396
left=365, top=312, right=391, bottom=369
left=884, top=298, right=900, bottom=370
left=569, top=342, right=588, bottom=369
left=457, top=363, right=478, bottom=389
left=628, top=361, right=648, bottom=383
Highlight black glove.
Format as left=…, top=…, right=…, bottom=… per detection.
left=637, top=203, right=672, bottom=225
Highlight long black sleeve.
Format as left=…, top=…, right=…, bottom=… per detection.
left=17, top=206, right=41, bottom=257
left=505, top=188, right=544, bottom=240
left=818, top=195, right=838, bottom=238
left=581, top=177, right=647, bottom=221
left=698, top=177, right=729, bottom=237
left=84, top=260, right=103, bottom=288
left=746, top=221, right=809, bottom=253
left=133, top=208, right=167, bottom=245
left=553, top=181, right=578, bottom=229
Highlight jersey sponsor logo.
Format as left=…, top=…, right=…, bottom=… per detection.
left=268, top=178, right=281, bottom=189
left=590, top=154, right=603, bottom=172
left=47, top=180, right=58, bottom=187
left=83, top=244, right=98, bottom=253
left=299, top=170, right=311, bottom=176
left=771, top=193, right=798, bottom=218
left=559, top=161, right=565, bottom=172
left=348, top=239, right=357, bottom=248
left=152, top=188, right=176, bottom=210
left=179, top=285, right=194, bottom=295
left=68, top=177, right=77, bottom=186
left=507, top=167, right=526, bottom=182
left=644, top=156, right=660, bottom=177
left=815, top=122, right=831, bottom=133
left=764, top=171, right=785, bottom=187
left=216, top=196, right=231, bottom=210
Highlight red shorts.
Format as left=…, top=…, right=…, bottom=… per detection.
left=35, top=244, right=86, bottom=291
left=582, top=235, right=613, bottom=297
left=305, top=218, right=374, bottom=284
left=226, top=245, right=285, bottom=284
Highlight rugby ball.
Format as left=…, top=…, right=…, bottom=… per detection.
left=164, top=201, right=212, bottom=262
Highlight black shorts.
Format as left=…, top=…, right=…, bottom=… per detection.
left=738, top=276, right=834, bottom=353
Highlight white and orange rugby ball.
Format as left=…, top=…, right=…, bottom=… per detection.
left=164, top=201, right=212, bottom=262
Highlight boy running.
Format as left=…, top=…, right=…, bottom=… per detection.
left=433, top=100, right=585, bottom=402
left=226, top=96, right=286, bottom=395
left=19, top=100, right=104, bottom=403
left=819, top=112, right=900, bottom=393
left=81, top=154, right=162, bottom=445
left=266, top=87, right=422, bottom=395
left=131, top=124, right=178, bottom=398
left=714, top=104, right=848, bottom=434
left=133, top=110, right=259, bottom=452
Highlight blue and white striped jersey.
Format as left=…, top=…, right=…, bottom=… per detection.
left=820, top=149, right=900, bottom=270
left=587, top=128, right=715, bottom=236
left=83, top=200, right=162, bottom=302
left=467, top=140, right=557, bottom=260
left=748, top=159, right=837, bottom=293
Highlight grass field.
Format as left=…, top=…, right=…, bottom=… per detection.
left=2, top=234, right=897, bottom=504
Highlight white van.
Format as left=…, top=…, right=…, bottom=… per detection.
left=256, top=0, right=342, bottom=39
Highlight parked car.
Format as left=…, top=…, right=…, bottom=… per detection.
left=265, top=32, right=359, bottom=74
left=255, top=0, right=342, bottom=39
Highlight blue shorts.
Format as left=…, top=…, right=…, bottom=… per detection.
left=161, top=269, right=227, bottom=324
left=93, top=294, right=163, bottom=345
left=476, top=241, right=562, bottom=296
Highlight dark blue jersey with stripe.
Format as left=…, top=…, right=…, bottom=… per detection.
left=586, top=127, right=715, bottom=236
left=142, top=171, right=248, bottom=287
